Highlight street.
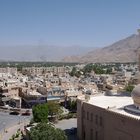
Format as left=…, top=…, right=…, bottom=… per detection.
left=0, top=111, right=32, bottom=140
left=55, top=118, right=77, bottom=140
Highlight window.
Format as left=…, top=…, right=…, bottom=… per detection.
left=83, top=127, right=86, bottom=140
left=90, top=113, right=93, bottom=122
left=90, top=129, right=93, bottom=140
left=100, top=116, right=103, bottom=126
left=95, top=115, right=98, bottom=125
left=83, top=110, right=85, bottom=119
left=95, top=131, right=98, bottom=140
left=87, top=112, right=89, bottom=120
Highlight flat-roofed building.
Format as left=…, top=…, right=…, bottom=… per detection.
left=20, top=89, right=47, bottom=107
left=0, top=67, right=17, bottom=75
left=0, top=86, right=21, bottom=107
left=77, top=94, right=140, bottom=140
left=22, top=66, right=70, bottom=75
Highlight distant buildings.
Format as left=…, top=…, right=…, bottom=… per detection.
left=22, top=66, right=70, bottom=75
left=0, top=62, right=139, bottom=117
left=0, top=67, right=17, bottom=76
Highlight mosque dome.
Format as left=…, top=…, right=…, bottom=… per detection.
left=131, top=84, right=140, bottom=108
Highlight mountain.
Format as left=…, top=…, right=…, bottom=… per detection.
left=62, top=34, right=140, bottom=63
left=0, top=45, right=93, bottom=62
left=1, top=34, right=139, bottom=63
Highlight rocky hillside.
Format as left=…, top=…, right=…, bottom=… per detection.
left=62, top=34, right=140, bottom=63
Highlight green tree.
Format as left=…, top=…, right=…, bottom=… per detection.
left=83, top=64, right=109, bottom=75
left=32, top=103, right=48, bottom=123
left=83, top=64, right=93, bottom=74
left=69, top=67, right=77, bottom=76
left=106, top=68, right=112, bottom=74
left=75, top=71, right=81, bottom=78
left=30, top=123, right=67, bottom=140
left=68, top=100, right=77, bottom=111
left=47, top=101, right=63, bottom=117
left=125, top=84, right=134, bottom=92
left=92, top=65, right=105, bottom=74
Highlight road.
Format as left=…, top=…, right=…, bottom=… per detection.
left=0, top=112, right=32, bottom=139
left=2, top=123, right=26, bottom=140
left=55, top=118, right=77, bottom=130
left=55, top=118, right=77, bottom=140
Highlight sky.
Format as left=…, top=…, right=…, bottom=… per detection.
left=0, top=0, right=140, bottom=47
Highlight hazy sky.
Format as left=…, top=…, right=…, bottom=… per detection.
left=0, top=0, right=140, bottom=47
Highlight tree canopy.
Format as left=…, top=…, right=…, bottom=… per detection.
left=47, top=101, right=63, bottom=117
left=125, top=84, right=134, bottom=92
left=70, top=64, right=105, bottom=76
left=32, top=103, right=48, bottom=123
left=82, top=64, right=112, bottom=75
left=68, top=100, right=77, bottom=111
left=69, top=67, right=77, bottom=77
left=30, top=123, right=67, bottom=140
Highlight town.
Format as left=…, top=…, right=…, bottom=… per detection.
left=0, top=61, right=139, bottom=139
left=1, top=0, right=140, bottom=140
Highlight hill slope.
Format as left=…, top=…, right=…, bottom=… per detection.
left=62, top=34, right=140, bottom=63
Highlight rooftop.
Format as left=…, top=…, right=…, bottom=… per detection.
left=28, top=91, right=42, bottom=96
left=85, top=95, right=140, bottom=120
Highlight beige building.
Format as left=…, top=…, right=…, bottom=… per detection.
left=22, top=66, right=69, bottom=75
left=0, top=86, right=21, bottom=107
left=0, top=67, right=17, bottom=75
left=77, top=93, right=140, bottom=140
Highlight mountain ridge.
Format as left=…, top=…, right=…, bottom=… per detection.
left=62, top=34, right=140, bottom=63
